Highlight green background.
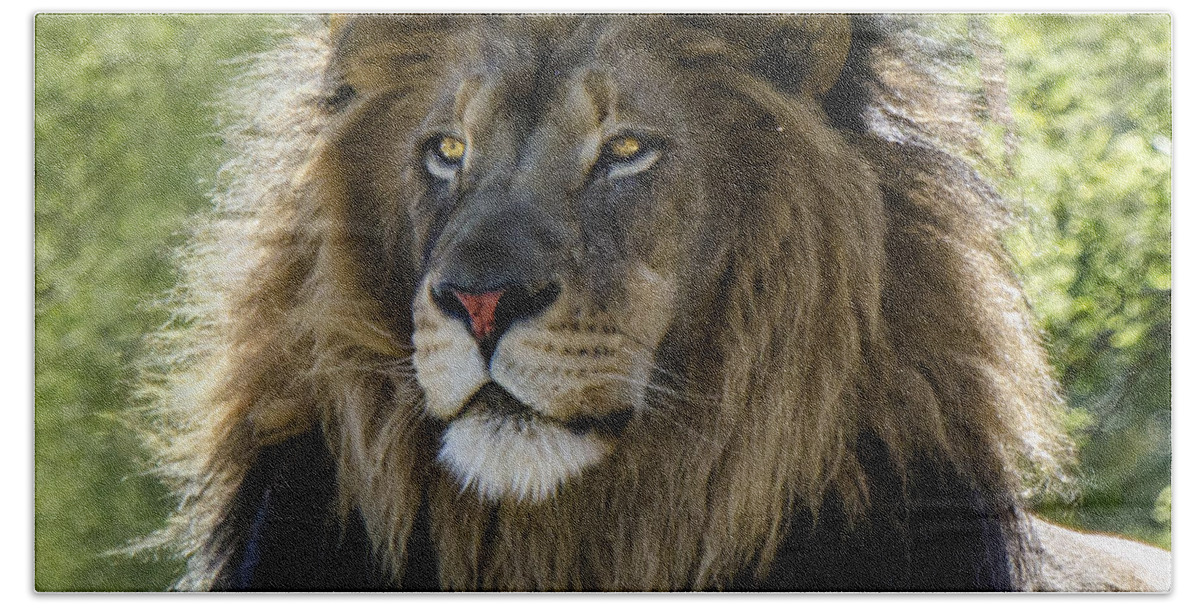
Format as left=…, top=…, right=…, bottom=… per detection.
left=33, top=15, right=1171, bottom=591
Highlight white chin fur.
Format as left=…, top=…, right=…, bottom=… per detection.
left=438, top=413, right=610, bottom=503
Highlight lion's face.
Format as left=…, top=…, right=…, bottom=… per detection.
left=407, top=66, right=696, bottom=502
left=322, top=16, right=851, bottom=503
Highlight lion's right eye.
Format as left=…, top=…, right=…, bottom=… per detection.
left=598, top=133, right=661, bottom=180
left=425, top=135, right=467, bottom=181
left=606, top=135, right=641, bottom=159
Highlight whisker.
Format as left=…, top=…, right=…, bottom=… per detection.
left=583, top=373, right=725, bottom=449
left=591, top=372, right=717, bottom=407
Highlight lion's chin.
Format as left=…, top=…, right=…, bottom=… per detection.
left=438, top=412, right=611, bottom=503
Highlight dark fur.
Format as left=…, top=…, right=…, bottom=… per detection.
left=220, top=427, right=1013, bottom=590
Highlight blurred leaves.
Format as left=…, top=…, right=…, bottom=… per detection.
left=34, top=15, right=286, bottom=590
left=996, top=14, right=1171, bottom=548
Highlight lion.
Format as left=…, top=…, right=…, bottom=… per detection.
left=140, top=14, right=1170, bottom=591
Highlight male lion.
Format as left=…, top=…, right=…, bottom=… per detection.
left=143, top=14, right=1170, bottom=591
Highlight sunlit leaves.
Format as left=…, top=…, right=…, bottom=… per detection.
left=996, top=14, right=1170, bottom=548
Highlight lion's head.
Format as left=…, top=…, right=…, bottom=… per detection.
left=147, top=15, right=1071, bottom=590
left=329, top=15, right=894, bottom=504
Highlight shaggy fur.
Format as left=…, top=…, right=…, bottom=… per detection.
left=142, top=15, right=1077, bottom=591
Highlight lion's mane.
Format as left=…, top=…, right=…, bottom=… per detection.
left=142, top=15, right=1072, bottom=590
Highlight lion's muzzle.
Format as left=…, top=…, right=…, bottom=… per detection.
left=413, top=271, right=629, bottom=502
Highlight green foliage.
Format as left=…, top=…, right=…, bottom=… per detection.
left=33, top=14, right=1171, bottom=590
left=34, top=14, right=286, bottom=590
left=996, top=14, right=1171, bottom=548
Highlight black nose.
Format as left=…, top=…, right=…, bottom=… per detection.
left=431, top=281, right=560, bottom=355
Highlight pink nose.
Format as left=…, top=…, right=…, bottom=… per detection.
left=453, top=290, right=504, bottom=340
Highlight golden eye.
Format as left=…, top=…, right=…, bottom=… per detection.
left=606, top=135, right=641, bottom=159
left=438, top=136, right=466, bottom=163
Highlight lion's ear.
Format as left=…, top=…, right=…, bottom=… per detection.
left=684, top=14, right=852, bottom=98
left=326, top=14, right=476, bottom=93
left=752, top=15, right=852, bottom=97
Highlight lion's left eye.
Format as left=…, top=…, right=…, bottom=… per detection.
left=599, top=134, right=660, bottom=179
left=606, top=135, right=642, bottom=159
left=425, top=135, right=467, bottom=181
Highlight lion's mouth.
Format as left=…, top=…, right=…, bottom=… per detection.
left=462, top=382, right=634, bottom=438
